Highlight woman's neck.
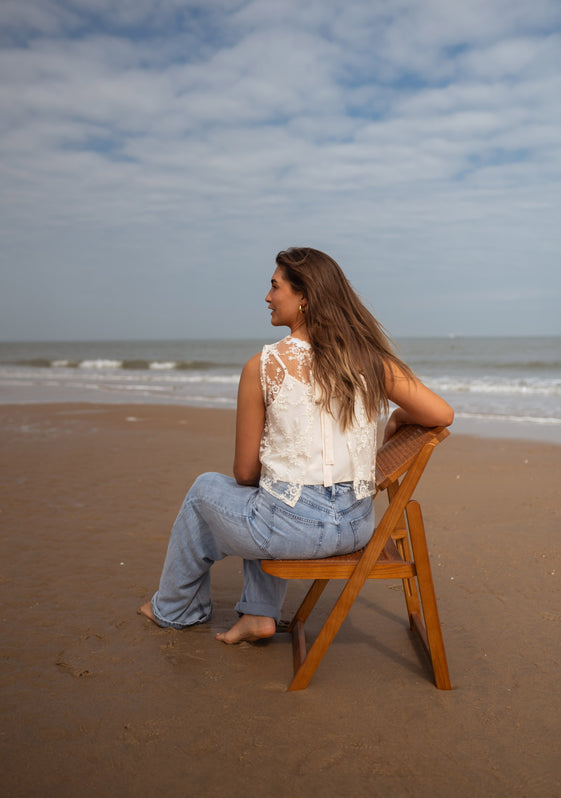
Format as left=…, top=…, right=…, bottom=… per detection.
left=288, top=319, right=309, bottom=342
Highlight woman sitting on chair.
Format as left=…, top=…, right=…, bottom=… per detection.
left=139, top=247, right=453, bottom=643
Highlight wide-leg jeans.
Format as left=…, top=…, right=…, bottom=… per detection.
left=150, top=472, right=375, bottom=629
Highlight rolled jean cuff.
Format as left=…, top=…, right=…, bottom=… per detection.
left=151, top=595, right=212, bottom=630
left=234, top=599, right=282, bottom=624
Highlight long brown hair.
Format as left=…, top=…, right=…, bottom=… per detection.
left=276, top=247, right=412, bottom=429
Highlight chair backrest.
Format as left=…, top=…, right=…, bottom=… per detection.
left=376, top=424, right=450, bottom=491
left=351, top=424, right=450, bottom=579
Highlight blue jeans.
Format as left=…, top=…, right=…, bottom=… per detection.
left=150, top=472, right=375, bottom=629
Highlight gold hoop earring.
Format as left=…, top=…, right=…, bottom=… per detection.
left=299, top=304, right=306, bottom=315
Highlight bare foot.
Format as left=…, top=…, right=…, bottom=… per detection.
left=138, top=602, right=158, bottom=625
left=216, top=614, right=276, bottom=644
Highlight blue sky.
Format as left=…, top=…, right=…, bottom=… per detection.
left=1, top=0, right=560, bottom=340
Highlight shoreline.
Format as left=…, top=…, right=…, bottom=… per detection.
left=2, top=333, right=559, bottom=447
left=2, top=402, right=560, bottom=796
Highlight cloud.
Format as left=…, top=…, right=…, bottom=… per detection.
left=0, top=0, right=560, bottom=338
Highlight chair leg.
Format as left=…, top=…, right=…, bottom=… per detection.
left=289, top=599, right=348, bottom=691
left=287, top=579, right=329, bottom=632
left=387, top=481, right=422, bottom=626
left=406, top=500, right=452, bottom=690
left=288, top=580, right=329, bottom=679
left=395, top=531, right=423, bottom=626
left=288, top=565, right=373, bottom=690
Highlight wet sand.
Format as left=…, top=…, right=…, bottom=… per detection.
left=1, top=403, right=560, bottom=797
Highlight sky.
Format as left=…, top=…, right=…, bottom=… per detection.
left=1, top=0, right=560, bottom=341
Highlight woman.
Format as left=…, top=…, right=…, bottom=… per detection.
left=139, top=247, right=453, bottom=643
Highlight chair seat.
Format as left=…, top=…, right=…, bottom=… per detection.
left=262, top=538, right=416, bottom=579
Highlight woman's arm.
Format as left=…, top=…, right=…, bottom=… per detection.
left=233, top=353, right=266, bottom=485
left=383, top=361, right=454, bottom=443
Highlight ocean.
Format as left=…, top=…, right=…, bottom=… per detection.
left=1, top=336, right=560, bottom=442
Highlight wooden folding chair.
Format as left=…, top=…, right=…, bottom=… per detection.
left=261, top=424, right=452, bottom=691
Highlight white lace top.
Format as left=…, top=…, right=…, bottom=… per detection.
left=259, top=336, right=378, bottom=507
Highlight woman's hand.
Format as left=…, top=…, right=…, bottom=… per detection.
left=383, top=361, right=454, bottom=444
left=233, top=353, right=266, bottom=485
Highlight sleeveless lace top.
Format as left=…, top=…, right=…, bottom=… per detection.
left=259, top=336, right=378, bottom=507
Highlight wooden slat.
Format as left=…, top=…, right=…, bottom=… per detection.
left=264, top=559, right=416, bottom=579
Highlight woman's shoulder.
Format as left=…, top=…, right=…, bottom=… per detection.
left=241, top=336, right=293, bottom=376
left=241, top=337, right=286, bottom=368
left=243, top=351, right=261, bottom=371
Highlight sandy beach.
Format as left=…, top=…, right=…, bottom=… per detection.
left=1, top=402, right=560, bottom=797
